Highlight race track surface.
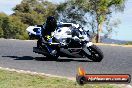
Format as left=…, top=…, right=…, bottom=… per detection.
left=0, top=39, right=132, bottom=81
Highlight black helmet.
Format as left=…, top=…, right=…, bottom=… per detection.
left=46, top=16, right=57, bottom=26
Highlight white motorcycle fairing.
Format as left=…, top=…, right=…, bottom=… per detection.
left=26, top=26, right=42, bottom=36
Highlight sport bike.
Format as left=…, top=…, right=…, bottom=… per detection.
left=26, top=22, right=103, bottom=62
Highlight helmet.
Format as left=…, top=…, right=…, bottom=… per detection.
left=46, top=16, right=57, bottom=27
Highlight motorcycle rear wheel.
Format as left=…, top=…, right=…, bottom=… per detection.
left=46, top=55, right=59, bottom=60
left=46, top=50, right=59, bottom=60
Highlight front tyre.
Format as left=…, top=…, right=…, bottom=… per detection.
left=83, top=45, right=103, bottom=62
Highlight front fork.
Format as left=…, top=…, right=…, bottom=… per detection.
left=82, top=42, right=93, bottom=55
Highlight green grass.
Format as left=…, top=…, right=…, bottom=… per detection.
left=0, top=69, right=119, bottom=88
left=124, top=41, right=132, bottom=45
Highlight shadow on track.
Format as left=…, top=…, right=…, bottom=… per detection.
left=2, top=56, right=94, bottom=62
left=2, top=56, right=34, bottom=60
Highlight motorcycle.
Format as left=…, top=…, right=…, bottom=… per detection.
left=26, top=22, right=103, bottom=62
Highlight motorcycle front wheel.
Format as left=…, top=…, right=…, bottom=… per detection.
left=83, top=44, right=103, bottom=62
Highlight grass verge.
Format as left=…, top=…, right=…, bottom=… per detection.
left=124, top=41, right=132, bottom=45
left=0, top=69, right=119, bottom=88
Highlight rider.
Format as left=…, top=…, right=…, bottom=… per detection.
left=40, top=16, right=58, bottom=55
left=42, top=16, right=57, bottom=41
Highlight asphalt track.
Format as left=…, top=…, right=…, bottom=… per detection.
left=0, top=39, right=132, bottom=84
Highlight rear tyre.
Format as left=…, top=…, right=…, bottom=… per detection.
left=46, top=54, right=59, bottom=60
left=46, top=50, right=59, bottom=60
left=83, top=44, right=103, bottom=62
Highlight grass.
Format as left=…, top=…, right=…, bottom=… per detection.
left=124, top=41, right=132, bottom=45
left=0, top=69, right=119, bottom=88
